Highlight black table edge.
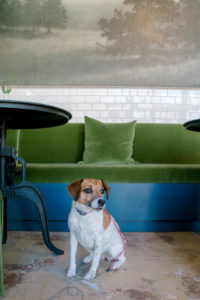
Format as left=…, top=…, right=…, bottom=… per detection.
left=184, top=119, right=200, bottom=132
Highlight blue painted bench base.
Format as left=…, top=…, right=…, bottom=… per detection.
left=7, top=183, right=200, bottom=232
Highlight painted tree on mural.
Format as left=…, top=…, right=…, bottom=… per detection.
left=180, top=0, right=200, bottom=52
left=98, top=0, right=184, bottom=58
left=41, top=0, right=67, bottom=33
left=0, top=0, right=9, bottom=27
left=0, top=0, right=22, bottom=28
left=0, top=0, right=67, bottom=35
left=23, top=0, right=41, bottom=31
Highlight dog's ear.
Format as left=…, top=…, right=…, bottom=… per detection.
left=67, top=179, right=83, bottom=200
left=101, top=179, right=110, bottom=200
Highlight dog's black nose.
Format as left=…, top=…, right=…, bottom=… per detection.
left=98, top=199, right=105, bottom=206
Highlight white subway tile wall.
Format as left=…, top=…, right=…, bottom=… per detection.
left=1, top=87, right=200, bottom=123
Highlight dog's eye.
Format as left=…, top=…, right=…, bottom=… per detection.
left=100, top=189, right=105, bottom=194
left=84, top=188, right=93, bottom=194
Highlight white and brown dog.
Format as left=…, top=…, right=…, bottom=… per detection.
left=66, top=178, right=126, bottom=280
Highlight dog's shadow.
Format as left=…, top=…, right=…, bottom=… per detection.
left=75, top=258, right=90, bottom=277
left=74, top=257, right=110, bottom=278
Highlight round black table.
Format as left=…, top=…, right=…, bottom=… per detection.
left=184, top=119, right=200, bottom=132
left=0, top=100, right=72, bottom=255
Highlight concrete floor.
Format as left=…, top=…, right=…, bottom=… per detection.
left=1, top=231, right=200, bottom=300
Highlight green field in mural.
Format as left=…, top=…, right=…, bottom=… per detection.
left=0, top=0, right=200, bottom=87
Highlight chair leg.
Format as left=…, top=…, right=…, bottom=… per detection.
left=14, top=182, right=64, bottom=255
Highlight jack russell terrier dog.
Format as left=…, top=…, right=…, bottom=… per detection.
left=66, top=179, right=126, bottom=280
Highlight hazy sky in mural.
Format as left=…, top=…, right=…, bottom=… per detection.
left=62, top=0, right=124, bottom=29
left=0, top=0, right=200, bottom=86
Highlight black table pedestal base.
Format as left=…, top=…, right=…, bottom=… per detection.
left=1, top=145, right=64, bottom=255
left=0, top=101, right=71, bottom=256
left=1, top=182, right=64, bottom=255
left=15, top=183, right=64, bottom=255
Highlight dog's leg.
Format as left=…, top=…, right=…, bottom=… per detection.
left=67, top=231, right=78, bottom=278
left=111, top=254, right=126, bottom=270
left=84, top=239, right=102, bottom=280
left=82, top=252, right=93, bottom=264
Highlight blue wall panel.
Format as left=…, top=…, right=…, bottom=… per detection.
left=7, top=183, right=200, bottom=232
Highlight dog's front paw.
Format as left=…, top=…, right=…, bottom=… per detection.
left=84, top=270, right=96, bottom=280
left=66, top=268, right=76, bottom=278
left=82, top=254, right=93, bottom=264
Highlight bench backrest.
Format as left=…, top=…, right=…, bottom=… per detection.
left=7, top=123, right=200, bottom=164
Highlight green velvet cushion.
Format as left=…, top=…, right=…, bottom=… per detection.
left=16, top=123, right=200, bottom=165
left=134, top=124, right=200, bottom=164
left=83, top=116, right=136, bottom=164
left=24, top=163, right=200, bottom=183
left=18, top=124, right=85, bottom=163
left=7, top=130, right=20, bottom=153
left=0, top=190, right=3, bottom=296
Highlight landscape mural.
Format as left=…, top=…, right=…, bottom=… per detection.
left=0, top=0, right=200, bottom=87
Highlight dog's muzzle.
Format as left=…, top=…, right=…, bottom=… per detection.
left=87, top=198, right=105, bottom=210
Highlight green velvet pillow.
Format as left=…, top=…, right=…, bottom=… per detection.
left=82, top=116, right=136, bottom=164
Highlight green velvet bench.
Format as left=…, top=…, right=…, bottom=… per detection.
left=6, top=122, right=200, bottom=232
left=7, top=123, right=200, bottom=183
